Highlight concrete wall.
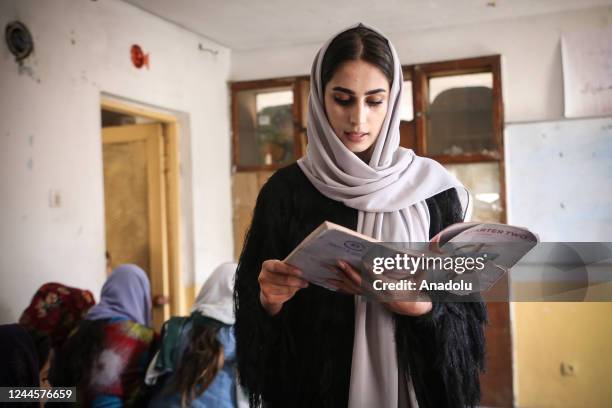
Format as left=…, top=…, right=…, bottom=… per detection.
left=0, top=0, right=233, bottom=323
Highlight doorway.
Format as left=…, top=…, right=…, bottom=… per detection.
left=100, top=98, right=183, bottom=330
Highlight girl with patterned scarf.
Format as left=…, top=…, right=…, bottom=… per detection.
left=19, top=282, right=96, bottom=388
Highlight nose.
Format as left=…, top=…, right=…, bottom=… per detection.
left=349, top=101, right=366, bottom=126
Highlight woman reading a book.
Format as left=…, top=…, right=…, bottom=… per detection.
left=234, top=23, right=487, bottom=408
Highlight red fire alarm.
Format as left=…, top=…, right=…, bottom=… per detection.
left=130, top=44, right=149, bottom=69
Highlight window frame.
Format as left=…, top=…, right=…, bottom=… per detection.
left=230, top=76, right=309, bottom=172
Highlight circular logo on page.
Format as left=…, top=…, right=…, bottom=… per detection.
left=344, top=241, right=365, bottom=252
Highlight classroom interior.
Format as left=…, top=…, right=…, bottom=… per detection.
left=1, top=0, right=612, bottom=407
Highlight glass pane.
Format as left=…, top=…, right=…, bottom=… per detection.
left=299, top=80, right=310, bottom=127
left=236, top=87, right=295, bottom=167
left=427, top=73, right=495, bottom=156
left=444, top=162, right=502, bottom=223
left=399, top=80, right=413, bottom=122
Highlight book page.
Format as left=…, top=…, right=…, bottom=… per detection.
left=442, top=224, right=538, bottom=275
left=284, top=228, right=379, bottom=290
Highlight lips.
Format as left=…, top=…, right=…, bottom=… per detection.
left=344, top=131, right=368, bottom=143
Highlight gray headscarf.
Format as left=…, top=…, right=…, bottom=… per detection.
left=297, top=23, right=468, bottom=408
left=86, top=264, right=152, bottom=326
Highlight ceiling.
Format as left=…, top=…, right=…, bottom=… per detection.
left=122, top=0, right=612, bottom=51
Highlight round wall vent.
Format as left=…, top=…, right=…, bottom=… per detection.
left=5, top=21, right=34, bottom=61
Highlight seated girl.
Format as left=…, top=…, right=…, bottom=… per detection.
left=147, top=262, right=241, bottom=408
left=50, top=264, right=157, bottom=407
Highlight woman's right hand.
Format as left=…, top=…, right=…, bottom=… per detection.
left=258, top=260, right=308, bottom=316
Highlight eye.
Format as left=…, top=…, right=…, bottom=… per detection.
left=333, top=95, right=353, bottom=106
left=367, top=99, right=384, bottom=107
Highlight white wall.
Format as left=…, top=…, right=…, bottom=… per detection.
left=0, top=0, right=233, bottom=323
left=231, top=5, right=612, bottom=123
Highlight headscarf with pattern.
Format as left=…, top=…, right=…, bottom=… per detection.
left=19, top=282, right=96, bottom=349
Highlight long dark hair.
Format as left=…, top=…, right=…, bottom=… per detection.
left=171, top=322, right=224, bottom=407
left=48, top=319, right=106, bottom=402
left=24, top=329, right=51, bottom=373
left=321, top=25, right=394, bottom=92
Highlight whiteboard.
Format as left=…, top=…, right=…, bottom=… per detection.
left=505, top=116, right=612, bottom=241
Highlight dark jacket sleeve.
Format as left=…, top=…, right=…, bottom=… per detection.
left=233, top=173, right=296, bottom=407
left=393, top=188, right=488, bottom=408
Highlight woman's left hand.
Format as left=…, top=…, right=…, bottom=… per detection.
left=327, top=260, right=432, bottom=317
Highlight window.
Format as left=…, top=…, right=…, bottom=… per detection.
left=402, top=55, right=505, bottom=222
left=427, top=72, right=495, bottom=156
left=231, top=78, right=308, bottom=171
left=399, top=80, right=414, bottom=121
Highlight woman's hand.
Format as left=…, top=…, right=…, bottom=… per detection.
left=259, top=260, right=309, bottom=316
left=326, top=260, right=363, bottom=295
left=327, top=260, right=432, bottom=316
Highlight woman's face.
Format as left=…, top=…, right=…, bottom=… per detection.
left=324, top=59, right=390, bottom=161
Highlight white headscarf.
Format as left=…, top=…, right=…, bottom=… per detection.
left=145, top=262, right=239, bottom=388
left=192, top=262, right=237, bottom=325
left=297, top=23, right=468, bottom=408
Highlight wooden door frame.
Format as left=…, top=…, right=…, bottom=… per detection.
left=101, top=97, right=184, bottom=317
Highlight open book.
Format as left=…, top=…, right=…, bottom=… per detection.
left=283, top=221, right=538, bottom=295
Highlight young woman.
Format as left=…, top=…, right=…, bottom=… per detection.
left=147, top=262, right=241, bottom=408
left=234, top=24, right=487, bottom=408
left=50, top=264, right=156, bottom=407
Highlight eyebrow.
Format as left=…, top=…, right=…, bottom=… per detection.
left=332, top=86, right=387, bottom=95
